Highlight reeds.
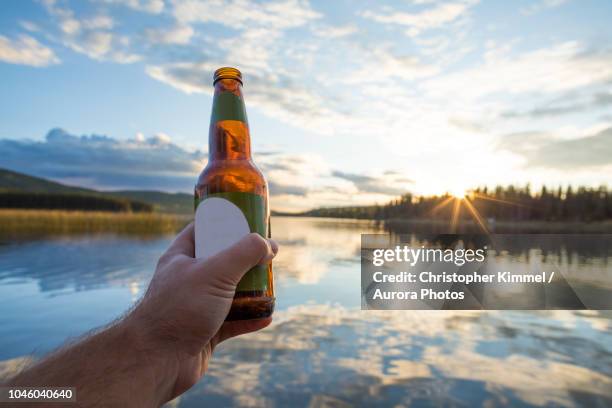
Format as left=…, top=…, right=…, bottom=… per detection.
left=0, top=210, right=191, bottom=236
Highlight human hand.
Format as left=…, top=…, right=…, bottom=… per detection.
left=126, top=222, right=278, bottom=402
left=5, top=222, right=276, bottom=407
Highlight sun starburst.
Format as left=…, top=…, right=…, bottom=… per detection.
left=426, top=188, right=504, bottom=234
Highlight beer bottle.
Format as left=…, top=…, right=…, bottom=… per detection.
left=194, top=67, right=274, bottom=321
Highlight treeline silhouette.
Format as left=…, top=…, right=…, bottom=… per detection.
left=0, top=191, right=153, bottom=213
left=301, top=185, right=612, bottom=222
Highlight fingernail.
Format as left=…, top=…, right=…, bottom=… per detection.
left=259, top=240, right=277, bottom=264
left=268, top=239, right=279, bottom=255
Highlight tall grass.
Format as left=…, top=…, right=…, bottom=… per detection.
left=0, top=210, right=191, bottom=236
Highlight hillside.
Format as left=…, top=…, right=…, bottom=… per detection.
left=0, top=168, right=193, bottom=214
left=0, top=191, right=153, bottom=212
left=0, top=168, right=90, bottom=194
left=111, top=191, right=193, bottom=214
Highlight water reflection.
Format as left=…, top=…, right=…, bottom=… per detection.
left=273, top=217, right=382, bottom=284
left=0, top=217, right=610, bottom=407
left=177, top=306, right=611, bottom=407
left=363, top=233, right=612, bottom=310
left=0, top=235, right=168, bottom=293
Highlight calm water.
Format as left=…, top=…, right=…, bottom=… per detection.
left=0, top=217, right=610, bottom=407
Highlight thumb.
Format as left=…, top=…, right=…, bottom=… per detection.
left=196, top=233, right=277, bottom=287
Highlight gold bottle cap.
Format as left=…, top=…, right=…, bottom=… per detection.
left=213, top=67, right=243, bottom=84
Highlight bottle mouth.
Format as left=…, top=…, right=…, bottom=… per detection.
left=213, top=67, right=243, bottom=85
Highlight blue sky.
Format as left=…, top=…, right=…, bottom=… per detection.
left=0, top=0, right=611, bottom=210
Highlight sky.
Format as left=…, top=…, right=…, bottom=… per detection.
left=0, top=0, right=611, bottom=211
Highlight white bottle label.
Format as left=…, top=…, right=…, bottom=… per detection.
left=194, top=197, right=250, bottom=260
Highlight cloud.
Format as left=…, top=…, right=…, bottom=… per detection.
left=332, top=170, right=413, bottom=196
left=448, top=117, right=487, bottom=133
left=383, top=170, right=414, bottom=183
left=68, top=31, right=140, bottom=64
left=0, top=34, right=59, bottom=67
left=19, top=21, right=40, bottom=32
left=345, top=47, right=440, bottom=83
left=83, top=15, right=115, bottom=30
left=146, top=61, right=342, bottom=134
left=361, top=0, right=479, bottom=37
left=102, top=0, right=165, bottom=14
left=498, top=127, right=612, bottom=169
left=257, top=152, right=330, bottom=198
left=267, top=180, right=309, bottom=196
left=501, top=90, right=612, bottom=118
left=313, top=25, right=357, bottom=38
left=237, top=150, right=412, bottom=206
left=140, top=1, right=338, bottom=133
left=42, top=1, right=140, bottom=63
left=503, top=104, right=585, bottom=118
left=172, top=0, right=321, bottom=30
left=521, top=0, right=569, bottom=16
left=424, top=42, right=612, bottom=101
left=0, top=128, right=205, bottom=191
left=218, top=26, right=283, bottom=72
left=593, top=91, right=612, bottom=107
left=145, top=24, right=194, bottom=45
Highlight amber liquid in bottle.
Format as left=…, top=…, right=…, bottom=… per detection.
left=195, top=67, right=274, bottom=321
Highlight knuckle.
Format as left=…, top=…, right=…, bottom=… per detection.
left=156, top=252, right=173, bottom=268
left=247, top=233, right=268, bottom=254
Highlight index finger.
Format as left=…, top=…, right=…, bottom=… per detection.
left=165, top=222, right=195, bottom=257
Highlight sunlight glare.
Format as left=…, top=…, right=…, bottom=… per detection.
left=450, top=187, right=467, bottom=199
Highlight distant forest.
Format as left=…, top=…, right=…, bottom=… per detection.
left=301, top=185, right=612, bottom=222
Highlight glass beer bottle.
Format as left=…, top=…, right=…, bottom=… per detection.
left=194, top=67, right=274, bottom=321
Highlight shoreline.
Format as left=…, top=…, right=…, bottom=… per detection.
left=383, top=217, right=612, bottom=233
left=2, top=210, right=612, bottom=236
left=273, top=215, right=612, bottom=233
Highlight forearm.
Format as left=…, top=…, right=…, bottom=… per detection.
left=6, top=317, right=177, bottom=407
left=3, top=228, right=277, bottom=406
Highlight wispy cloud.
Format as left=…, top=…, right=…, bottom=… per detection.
left=361, top=0, right=479, bottom=37
left=134, top=0, right=337, bottom=132
left=102, top=0, right=165, bottom=14
left=498, top=127, right=612, bottom=170
left=19, top=20, right=41, bottom=32
left=0, top=34, right=59, bottom=67
left=42, top=0, right=141, bottom=63
left=257, top=153, right=414, bottom=206
left=424, top=42, right=612, bottom=101
left=313, top=24, right=357, bottom=38
left=332, top=170, right=413, bottom=196
left=501, top=90, right=612, bottom=119
left=521, top=0, right=569, bottom=16
left=344, top=47, right=440, bottom=83
left=172, top=0, right=321, bottom=29
left=145, top=24, right=194, bottom=45
left=146, top=61, right=343, bottom=134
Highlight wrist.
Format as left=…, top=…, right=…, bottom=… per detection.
left=117, top=312, right=180, bottom=405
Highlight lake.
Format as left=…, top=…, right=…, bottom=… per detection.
left=0, top=216, right=610, bottom=407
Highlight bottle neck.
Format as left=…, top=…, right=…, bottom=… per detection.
left=209, top=78, right=251, bottom=161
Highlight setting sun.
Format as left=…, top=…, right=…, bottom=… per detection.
left=450, top=187, right=467, bottom=199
